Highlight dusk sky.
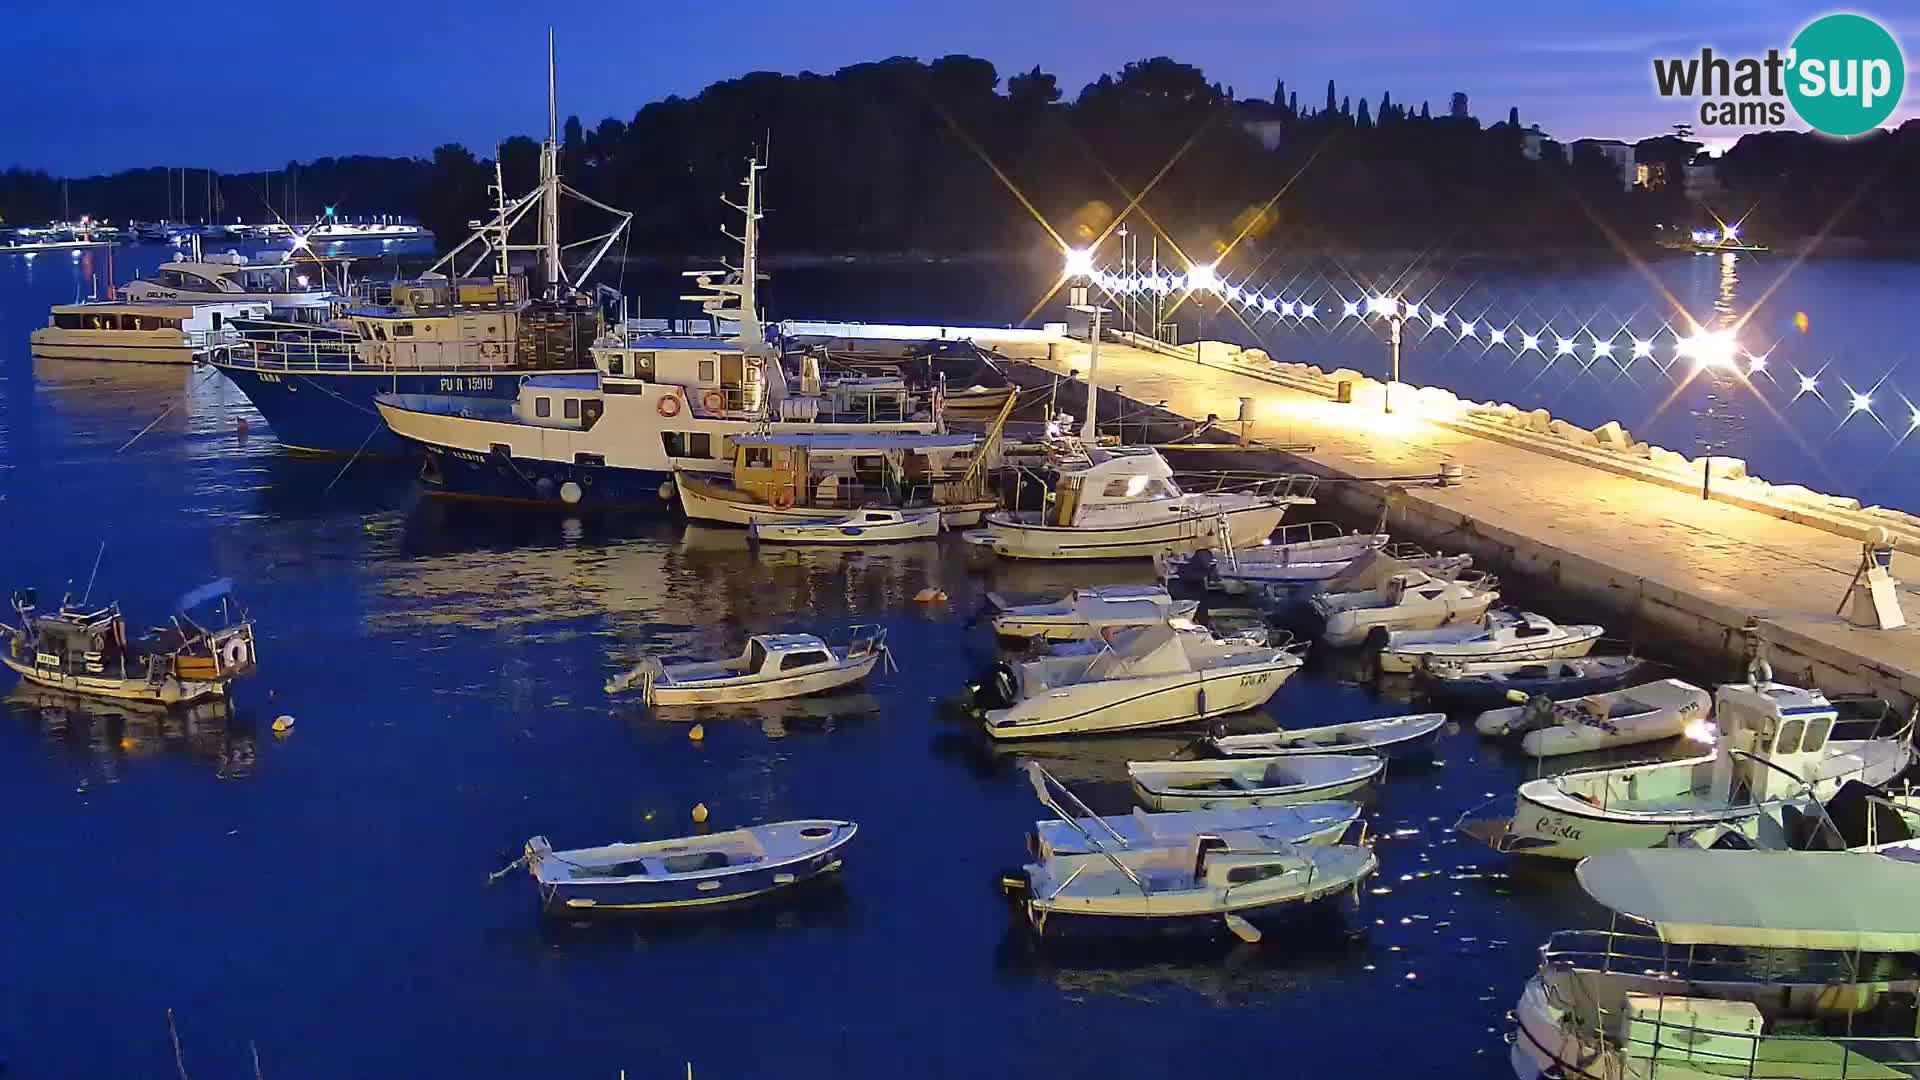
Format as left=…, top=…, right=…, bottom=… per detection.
left=6, top=0, right=1916, bottom=175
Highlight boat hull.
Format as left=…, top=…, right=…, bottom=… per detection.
left=1378, top=630, right=1600, bottom=674
left=215, top=363, right=528, bottom=455
left=646, top=652, right=881, bottom=707
left=983, top=662, right=1296, bottom=740
left=536, top=838, right=853, bottom=916
left=1317, top=595, right=1497, bottom=648
left=1016, top=875, right=1362, bottom=940
left=30, top=339, right=200, bottom=365
left=974, top=502, right=1290, bottom=561
left=1130, top=770, right=1377, bottom=811
left=2, top=653, right=226, bottom=705
left=414, top=441, right=680, bottom=511
left=682, top=476, right=989, bottom=529
left=750, top=516, right=941, bottom=544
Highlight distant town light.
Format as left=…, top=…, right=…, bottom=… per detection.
left=1555, top=336, right=1578, bottom=356
left=1851, top=392, right=1874, bottom=413
left=1341, top=299, right=1361, bottom=319
left=1590, top=338, right=1615, bottom=359
left=1800, top=375, right=1820, bottom=394
left=1521, top=333, right=1541, bottom=351
left=1489, top=327, right=1507, bottom=346
left=1459, top=319, right=1478, bottom=338
left=1300, top=303, right=1317, bottom=319
left=1632, top=339, right=1654, bottom=358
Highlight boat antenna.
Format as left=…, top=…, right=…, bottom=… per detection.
left=540, top=26, right=563, bottom=299
left=80, top=541, right=105, bottom=607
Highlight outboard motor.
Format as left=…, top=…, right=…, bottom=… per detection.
left=968, top=661, right=1018, bottom=710
left=1181, top=548, right=1217, bottom=585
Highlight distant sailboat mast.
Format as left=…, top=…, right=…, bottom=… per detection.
left=540, top=27, right=563, bottom=299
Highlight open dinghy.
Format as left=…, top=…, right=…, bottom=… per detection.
left=1418, top=655, right=1650, bottom=708
left=1473, top=678, right=1710, bottom=756
left=988, top=584, right=1197, bottom=642
left=1129, top=754, right=1385, bottom=810
left=521, top=820, right=857, bottom=916
left=1203, top=712, right=1448, bottom=760
left=749, top=508, right=939, bottom=544
left=1031, top=801, right=1364, bottom=857
left=1378, top=611, right=1602, bottom=674
left=606, top=627, right=891, bottom=706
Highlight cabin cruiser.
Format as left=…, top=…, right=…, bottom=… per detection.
left=1458, top=666, right=1916, bottom=859
left=966, top=446, right=1314, bottom=560
left=1376, top=610, right=1603, bottom=674
left=120, top=243, right=343, bottom=322
left=1509, top=848, right=1920, bottom=1080
left=978, top=621, right=1304, bottom=740
left=676, top=431, right=999, bottom=527
left=31, top=300, right=267, bottom=364
left=1310, top=568, right=1499, bottom=647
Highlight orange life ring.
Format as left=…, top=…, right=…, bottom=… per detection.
left=702, top=389, right=727, bottom=413
left=657, top=394, right=682, bottom=418
left=770, top=488, right=795, bottom=510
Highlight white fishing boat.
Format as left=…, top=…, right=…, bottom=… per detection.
left=1005, top=764, right=1377, bottom=941
left=978, top=622, right=1303, bottom=740
left=30, top=300, right=266, bottom=364
left=1204, top=712, right=1448, bottom=760
left=748, top=508, right=940, bottom=544
left=1508, top=848, right=1920, bottom=1080
left=967, top=447, right=1314, bottom=560
left=519, top=819, right=856, bottom=916
left=1129, top=754, right=1386, bottom=810
left=988, top=584, right=1198, bottom=642
left=1377, top=610, right=1602, bottom=674
left=1030, top=801, right=1364, bottom=857
left=604, top=627, right=891, bottom=706
left=1459, top=663, right=1916, bottom=859
left=1474, top=678, right=1712, bottom=757
left=1309, top=569, right=1499, bottom=648
left=0, top=581, right=256, bottom=706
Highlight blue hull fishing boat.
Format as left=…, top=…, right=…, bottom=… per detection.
left=522, top=820, right=857, bottom=916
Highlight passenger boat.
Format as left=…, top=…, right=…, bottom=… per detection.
left=677, top=431, right=999, bottom=528
left=120, top=241, right=343, bottom=323
left=1004, top=763, right=1376, bottom=941
left=604, top=628, right=891, bottom=706
left=1128, top=754, right=1386, bottom=810
left=1473, top=677, right=1711, bottom=757
left=0, top=581, right=256, bottom=705
left=1203, top=712, right=1448, bottom=759
left=1508, top=848, right=1920, bottom=1080
left=965, top=446, right=1315, bottom=560
left=748, top=508, right=940, bottom=544
left=521, top=819, right=856, bottom=916
left=978, top=622, right=1303, bottom=740
left=1309, top=569, right=1499, bottom=647
left=1417, top=655, right=1651, bottom=707
left=1377, top=610, right=1603, bottom=674
left=988, top=584, right=1198, bottom=642
left=30, top=300, right=267, bottom=364
left=1458, top=664, right=1916, bottom=859
left=296, top=218, right=432, bottom=245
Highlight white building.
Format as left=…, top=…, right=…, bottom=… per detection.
left=1572, top=138, right=1635, bottom=191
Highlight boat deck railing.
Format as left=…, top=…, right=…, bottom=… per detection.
left=1174, top=470, right=1321, bottom=503
left=218, top=327, right=541, bottom=374
left=1541, top=928, right=1919, bottom=984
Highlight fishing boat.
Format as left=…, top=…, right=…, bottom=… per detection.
left=1004, top=764, right=1376, bottom=941
left=1417, top=655, right=1651, bottom=707
left=1458, top=662, right=1915, bottom=859
left=1128, top=754, right=1386, bottom=810
left=1203, top=712, right=1448, bottom=759
left=988, top=584, right=1198, bottom=642
left=748, top=508, right=940, bottom=544
left=1474, top=678, right=1712, bottom=757
left=967, top=447, right=1315, bottom=560
left=604, top=628, right=891, bottom=706
left=1507, top=848, right=1920, bottom=1080
left=520, top=820, right=856, bottom=916
left=978, top=622, right=1303, bottom=740
left=1030, top=801, right=1364, bottom=857
left=31, top=300, right=267, bottom=364
left=1377, top=610, right=1603, bottom=674
left=1309, top=569, right=1499, bottom=648
left=0, top=581, right=256, bottom=706
left=676, top=431, right=999, bottom=528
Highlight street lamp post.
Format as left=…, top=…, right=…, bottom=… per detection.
left=1385, top=309, right=1403, bottom=414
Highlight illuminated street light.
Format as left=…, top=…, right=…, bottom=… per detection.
left=1063, top=247, right=1095, bottom=278
left=1341, top=299, right=1361, bottom=319
left=1367, top=295, right=1398, bottom=317
left=1186, top=262, right=1219, bottom=292
left=1300, top=303, right=1316, bottom=319
left=1489, top=327, right=1507, bottom=346
left=1800, top=375, right=1819, bottom=394
left=1521, top=332, right=1541, bottom=351
left=1280, top=300, right=1297, bottom=317
left=1590, top=338, right=1615, bottom=360
left=1555, top=336, right=1578, bottom=356
left=1748, top=355, right=1768, bottom=373
left=1632, top=338, right=1653, bottom=359
left=1459, top=318, right=1478, bottom=338
left=1851, top=392, right=1874, bottom=413
left=1403, top=301, right=1420, bottom=319
left=1678, top=329, right=1738, bottom=370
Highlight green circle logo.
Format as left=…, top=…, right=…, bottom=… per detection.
left=1787, top=13, right=1906, bottom=137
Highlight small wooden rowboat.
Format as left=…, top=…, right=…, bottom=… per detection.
left=1030, top=802, right=1363, bottom=858
left=1128, top=754, right=1385, bottom=811
left=749, top=508, right=940, bottom=545
left=1203, top=712, right=1447, bottom=760
left=523, top=820, right=857, bottom=915
left=605, top=627, right=891, bottom=706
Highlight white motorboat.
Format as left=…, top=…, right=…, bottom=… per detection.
left=1007, top=763, right=1377, bottom=941
left=1474, top=677, right=1712, bottom=757
left=1418, top=655, right=1652, bottom=707
left=979, top=623, right=1303, bottom=740
left=748, top=508, right=940, bottom=544
left=988, top=584, right=1197, bottom=642
left=1030, top=802, right=1364, bottom=857
left=1159, top=522, right=1389, bottom=592
left=120, top=245, right=341, bottom=322
left=1204, top=712, right=1448, bottom=760
left=30, top=300, right=267, bottom=364
left=1507, top=849, right=1920, bottom=1080
left=1378, top=610, right=1603, bottom=674
left=1128, top=754, right=1385, bottom=810
left=1459, top=667, right=1916, bottom=859
left=604, top=627, right=891, bottom=706
left=1309, top=569, right=1499, bottom=648
left=966, top=446, right=1315, bottom=560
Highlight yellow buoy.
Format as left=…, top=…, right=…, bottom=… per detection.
left=914, top=587, right=948, bottom=604
left=271, top=715, right=295, bottom=734
left=688, top=723, right=705, bottom=742
left=691, top=802, right=709, bottom=824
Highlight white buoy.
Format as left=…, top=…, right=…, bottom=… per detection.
left=559, top=481, right=584, bottom=505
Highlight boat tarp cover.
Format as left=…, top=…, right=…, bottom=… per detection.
left=1575, top=849, right=1920, bottom=951
left=1320, top=551, right=1412, bottom=594
left=1088, top=625, right=1192, bottom=679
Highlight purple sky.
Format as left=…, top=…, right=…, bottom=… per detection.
left=5, top=0, right=1915, bottom=174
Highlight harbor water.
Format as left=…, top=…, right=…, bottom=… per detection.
left=2, top=244, right=1916, bottom=1076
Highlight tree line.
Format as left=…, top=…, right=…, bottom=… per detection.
left=4, top=56, right=1917, bottom=258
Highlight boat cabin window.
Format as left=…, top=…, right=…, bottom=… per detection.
left=748, top=641, right=769, bottom=672
left=1100, top=476, right=1173, bottom=499
left=631, top=352, right=656, bottom=380
left=778, top=650, right=831, bottom=672
left=1514, top=623, right=1550, bottom=638
left=685, top=433, right=712, bottom=459
left=698, top=359, right=717, bottom=384
left=1776, top=717, right=1805, bottom=755
left=864, top=512, right=893, bottom=522
left=744, top=446, right=772, bottom=468
left=1802, top=716, right=1831, bottom=753
left=1225, top=863, right=1293, bottom=885
left=606, top=354, right=624, bottom=376
left=392, top=322, right=414, bottom=338
left=53, top=312, right=86, bottom=329
left=564, top=399, right=580, bottom=420
left=535, top=397, right=552, bottom=418
left=209, top=312, right=224, bottom=330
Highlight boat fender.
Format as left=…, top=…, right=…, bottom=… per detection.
left=657, top=395, right=682, bottom=418
left=702, top=389, right=726, bottom=413
left=691, top=802, right=709, bottom=824
left=559, top=481, right=584, bottom=505
left=770, top=488, right=795, bottom=510
left=998, top=870, right=1031, bottom=898
left=658, top=480, right=676, bottom=502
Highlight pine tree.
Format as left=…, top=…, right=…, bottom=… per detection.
left=1357, top=98, right=1372, bottom=128
left=1274, top=79, right=1286, bottom=110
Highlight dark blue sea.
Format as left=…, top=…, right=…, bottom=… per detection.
left=0, top=241, right=1912, bottom=1077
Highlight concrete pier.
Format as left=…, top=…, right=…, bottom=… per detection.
left=795, top=320, right=1920, bottom=709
